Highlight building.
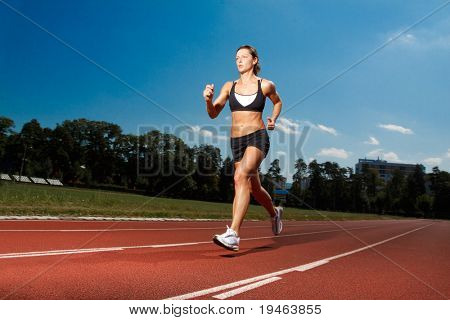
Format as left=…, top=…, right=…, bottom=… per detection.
left=355, top=158, right=425, bottom=182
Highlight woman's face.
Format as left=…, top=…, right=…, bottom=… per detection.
left=236, top=48, right=257, bottom=74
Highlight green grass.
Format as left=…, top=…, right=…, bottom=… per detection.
left=0, top=181, right=406, bottom=221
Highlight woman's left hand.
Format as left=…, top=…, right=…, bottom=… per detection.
left=267, top=116, right=276, bottom=130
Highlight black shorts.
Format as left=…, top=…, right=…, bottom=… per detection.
left=230, top=128, right=270, bottom=162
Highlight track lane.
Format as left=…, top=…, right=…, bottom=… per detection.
left=0, top=220, right=391, bottom=253
left=0, top=219, right=446, bottom=299
left=221, top=221, right=449, bottom=299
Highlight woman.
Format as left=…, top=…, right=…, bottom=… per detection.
left=202, top=45, right=284, bottom=252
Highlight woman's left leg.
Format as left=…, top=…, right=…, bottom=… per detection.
left=230, top=146, right=265, bottom=234
left=249, top=170, right=277, bottom=218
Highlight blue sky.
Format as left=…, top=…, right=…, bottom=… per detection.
left=1, top=0, right=449, bottom=181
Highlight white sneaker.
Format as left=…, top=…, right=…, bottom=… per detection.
left=272, top=206, right=283, bottom=235
left=213, top=226, right=240, bottom=251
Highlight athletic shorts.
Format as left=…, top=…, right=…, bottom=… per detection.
left=230, top=128, right=270, bottom=162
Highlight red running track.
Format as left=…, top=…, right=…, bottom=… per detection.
left=0, top=218, right=448, bottom=299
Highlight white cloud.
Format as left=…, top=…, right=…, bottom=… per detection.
left=317, top=147, right=350, bottom=159
left=378, top=123, right=413, bottom=135
left=278, top=117, right=300, bottom=129
left=189, top=125, right=201, bottom=133
left=389, top=33, right=417, bottom=45
left=276, top=117, right=339, bottom=137
left=384, top=152, right=400, bottom=162
left=299, top=120, right=317, bottom=128
left=364, top=136, right=380, bottom=145
left=423, top=157, right=442, bottom=166
left=366, top=149, right=401, bottom=162
left=385, top=19, right=450, bottom=50
left=402, top=33, right=417, bottom=44
left=188, top=126, right=227, bottom=141
left=446, top=148, right=450, bottom=158
left=225, top=115, right=231, bottom=121
left=367, top=149, right=384, bottom=158
left=317, top=124, right=338, bottom=136
left=275, top=117, right=343, bottom=142
left=216, top=135, right=228, bottom=141
left=200, top=129, right=213, bottom=137
left=277, top=125, right=299, bottom=135
left=277, top=117, right=302, bottom=135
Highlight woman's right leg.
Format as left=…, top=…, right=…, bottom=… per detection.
left=249, top=171, right=276, bottom=218
left=232, top=161, right=241, bottom=220
left=230, top=146, right=265, bottom=234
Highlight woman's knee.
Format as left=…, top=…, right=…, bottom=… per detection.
left=234, top=169, right=251, bottom=187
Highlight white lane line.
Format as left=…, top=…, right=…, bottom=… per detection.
left=0, top=247, right=123, bottom=259
left=165, top=223, right=434, bottom=300
left=242, top=225, right=376, bottom=242
left=325, top=224, right=433, bottom=262
left=295, top=260, right=329, bottom=271
left=121, top=225, right=376, bottom=249
left=213, top=277, right=282, bottom=300
left=0, top=223, right=328, bottom=232
left=149, top=242, right=210, bottom=248
left=0, top=225, right=377, bottom=259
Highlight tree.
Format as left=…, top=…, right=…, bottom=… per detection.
left=191, top=144, right=221, bottom=200
left=385, top=169, right=406, bottom=214
left=18, top=119, right=52, bottom=177
left=267, top=159, right=283, bottom=186
left=263, top=159, right=284, bottom=201
left=0, top=117, right=15, bottom=169
left=416, top=194, right=433, bottom=218
left=349, top=173, right=367, bottom=213
left=363, top=168, right=382, bottom=212
left=307, top=160, right=325, bottom=209
left=322, top=162, right=349, bottom=211
left=218, top=156, right=234, bottom=202
left=430, top=167, right=450, bottom=219
left=84, top=120, right=122, bottom=184
left=116, top=133, right=139, bottom=188
left=402, top=165, right=426, bottom=215
left=58, top=119, right=91, bottom=183
left=287, top=158, right=307, bottom=207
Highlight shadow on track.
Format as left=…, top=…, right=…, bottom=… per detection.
left=219, top=227, right=338, bottom=258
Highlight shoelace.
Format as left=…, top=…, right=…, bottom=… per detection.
left=220, top=225, right=234, bottom=237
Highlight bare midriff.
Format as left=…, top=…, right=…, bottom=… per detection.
left=230, top=111, right=266, bottom=138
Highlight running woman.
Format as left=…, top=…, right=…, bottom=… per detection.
left=202, top=45, right=284, bottom=251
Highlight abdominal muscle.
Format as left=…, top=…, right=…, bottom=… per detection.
left=230, top=111, right=266, bottom=138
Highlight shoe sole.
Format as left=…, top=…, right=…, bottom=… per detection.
left=213, top=236, right=239, bottom=252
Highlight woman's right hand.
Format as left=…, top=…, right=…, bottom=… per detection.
left=203, top=84, right=214, bottom=102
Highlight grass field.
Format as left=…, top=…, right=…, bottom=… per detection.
left=0, top=181, right=407, bottom=221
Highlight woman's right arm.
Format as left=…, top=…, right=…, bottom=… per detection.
left=203, top=81, right=232, bottom=119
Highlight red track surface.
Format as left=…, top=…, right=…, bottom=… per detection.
left=0, top=218, right=448, bottom=299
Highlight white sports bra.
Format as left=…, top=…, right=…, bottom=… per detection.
left=234, top=92, right=257, bottom=107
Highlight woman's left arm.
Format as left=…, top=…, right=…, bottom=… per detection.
left=263, top=80, right=282, bottom=130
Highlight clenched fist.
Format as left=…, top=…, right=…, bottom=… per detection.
left=267, top=116, right=276, bottom=130
left=203, top=84, right=215, bottom=102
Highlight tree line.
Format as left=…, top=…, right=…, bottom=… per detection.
left=286, top=159, right=449, bottom=219
left=0, top=116, right=448, bottom=219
